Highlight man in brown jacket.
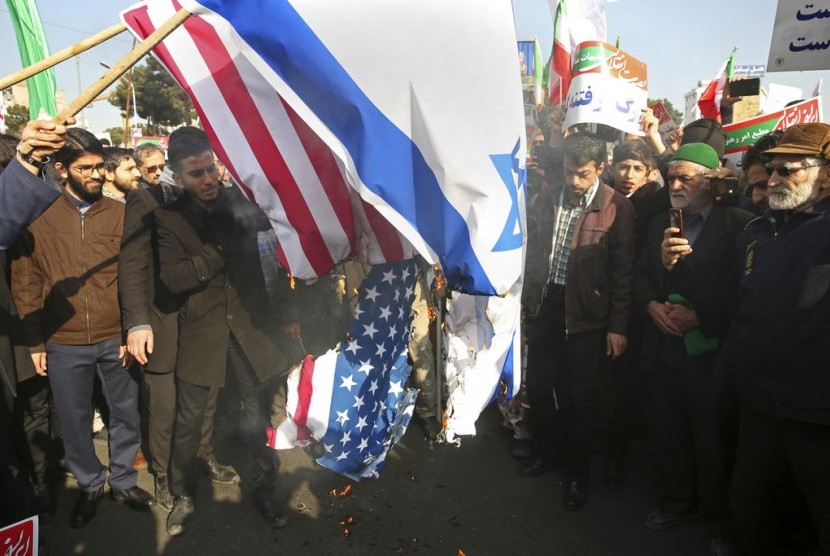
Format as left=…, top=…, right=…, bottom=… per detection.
left=11, top=128, right=153, bottom=529
left=156, top=129, right=301, bottom=536
left=521, top=133, right=635, bottom=511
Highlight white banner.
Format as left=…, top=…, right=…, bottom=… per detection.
left=768, top=0, right=830, bottom=72
left=562, top=41, right=648, bottom=136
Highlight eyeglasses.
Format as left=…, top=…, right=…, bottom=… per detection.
left=765, top=161, right=828, bottom=177
left=667, top=173, right=703, bottom=185
left=71, top=163, right=107, bottom=177
left=142, top=164, right=165, bottom=174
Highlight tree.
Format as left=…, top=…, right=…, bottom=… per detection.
left=105, top=126, right=125, bottom=147
left=647, top=98, right=683, bottom=124
left=108, top=57, right=195, bottom=135
left=4, top=104, right=29, bottom=137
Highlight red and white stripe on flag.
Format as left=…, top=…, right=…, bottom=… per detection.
left=122, top=0, right=411, bottom=280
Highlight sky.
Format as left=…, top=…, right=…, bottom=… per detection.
left=1, top=0, right=828, bottom=133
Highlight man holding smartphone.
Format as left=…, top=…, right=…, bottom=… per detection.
left=635, top=143, right=753, bottom=551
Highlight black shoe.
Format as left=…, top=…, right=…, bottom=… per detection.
left=644, top=508, right=698, bottom=531
left=562, top=480, right=588, bottom=511
left=70, top=487, right=103, bottom=528
left=518, top=456, right=562, bottom=477
left=166, top=496, right=195, bottom=536
left=253, top=488, right=288, bottom=529
left=155, top=474, right=174, bottom=511
left=602, top=460, right=625, bottom=490
left=198, top=455, right=240, bottom=485
left=32, top=483, right=56, bottom=519
left=111, top=485, right=155, bottom=511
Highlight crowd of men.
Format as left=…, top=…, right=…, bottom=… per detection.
left=520, top=104, right=830, bottom=555
left=0, top=101, right=828, bottom=556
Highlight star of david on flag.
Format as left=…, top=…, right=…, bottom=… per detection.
left=267, top=259, right=418, bottom=480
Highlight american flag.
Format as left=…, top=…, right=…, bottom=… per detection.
left=121, top=0, right=412, bottom=280
left=268, top=259, right=418, bottom=480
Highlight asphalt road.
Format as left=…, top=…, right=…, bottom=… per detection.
left=43, top=405, right=711, bottom=555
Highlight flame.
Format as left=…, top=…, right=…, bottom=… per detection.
left=343, top=528, right=351, bottom=537
left=329, top=484, right=352, bottom=497
left=458, top=550, right=466, bottom=556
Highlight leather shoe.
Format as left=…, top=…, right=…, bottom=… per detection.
left=70, top=487, right=103, bottom=528
left=418, top=417, right=442, bottom=441
left=644, top=508, right=698, bottom=530
left=518, top=456, right=562, bottom=477
left=199, top=455, right=240, bottom=485
left=253, top=488, right=288, bottom=529
left=32, top=484, right=56, bottom=519
left=111, top=485, right=155, bottom=511
left=602, top=460, right=625, bottom=490
left=154, top=474, right=174, bottom=511
left=166, top=496, right=195, bottom=536
left=562, top=480, right=588, bottom=511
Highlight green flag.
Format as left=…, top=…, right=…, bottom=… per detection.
left=533, top=37, right=544, bottom=106
left=6, top=0, right=57, bottom=120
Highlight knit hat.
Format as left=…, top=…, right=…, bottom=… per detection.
left=671, top=143, right=720, bottom=170
left=764, top=123, right=830, bottom=158
left=682, top=118, right=726, bottom=159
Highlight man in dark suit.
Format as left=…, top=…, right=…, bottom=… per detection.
left=119, top=131, right=238, bottom=512
left=156, top=129, right=300, bottom=536
left=635, top=143, right=753, bottom=551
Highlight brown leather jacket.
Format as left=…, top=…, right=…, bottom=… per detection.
left=11, top=191, right=125, bottom=351
left=523, top=182, right=635, bottom=336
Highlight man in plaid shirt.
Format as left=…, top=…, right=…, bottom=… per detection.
left=521, top=133, right=635, bottom=512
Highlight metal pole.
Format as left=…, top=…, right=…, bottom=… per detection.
left=434, top=290, right=443, bottom=425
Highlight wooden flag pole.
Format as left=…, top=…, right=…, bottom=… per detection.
left=0, top=22, right=127, bottom=92
left=52, top=8, right=191, bottom=125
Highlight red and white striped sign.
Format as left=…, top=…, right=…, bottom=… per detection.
left=122, top=0, right=411, bottom=279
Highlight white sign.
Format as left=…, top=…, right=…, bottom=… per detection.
left=764, top=83, right=804, bottom=113
left=562, top=41, right=648, bottom=136
left=768, top=0, right=830, bottom=72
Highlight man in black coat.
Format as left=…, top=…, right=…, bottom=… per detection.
left=635, top=143, right=753, bottom=551
left=119, top=137, right=239, bottom=512
left=155, top=129, right=300, bottom=536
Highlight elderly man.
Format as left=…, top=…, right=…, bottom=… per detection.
left=635, top=143, right=753, bottom=549
left=728, top=123, right=830, bottom=555
left=133, top=143, right=166, bottom=188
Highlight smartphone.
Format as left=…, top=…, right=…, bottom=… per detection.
left=669, top=208, right=684, bottom=239
left=729, top=77, right=761, bottom=97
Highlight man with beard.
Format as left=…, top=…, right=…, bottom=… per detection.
left=102, top=147, right=142, bottom=202
left=11, top=128, right=153, bottom=529
left=133, top=143, right=166, bottom=188
left=727, top=123, right=830, bottom=554
left=635, top=143, right=753, bottom=552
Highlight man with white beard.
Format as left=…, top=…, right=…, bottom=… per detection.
left=634, top=143, right=753, bottom=553
left=726, top=123, right=830, bottom=555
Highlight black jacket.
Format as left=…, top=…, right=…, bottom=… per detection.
left=635, top=203, right=754, bottom=369
left=119, top=186, right=183, bottom=373
left=729, top=198, right=830, bottom=422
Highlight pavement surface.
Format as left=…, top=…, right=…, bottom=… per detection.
left=42, top=405, right=712, bottom=556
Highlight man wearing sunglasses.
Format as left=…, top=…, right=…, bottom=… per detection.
left=727, top=122, right=830, bottom=555
left=133, top=143, right=166, bottom=188
left=10, top=128, right=154, bottom=530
